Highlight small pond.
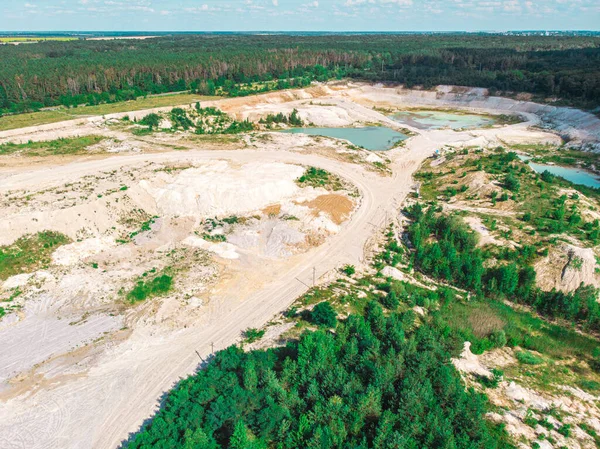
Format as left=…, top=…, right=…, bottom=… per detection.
left=518, top=155, right=600, bottom=189
left=389, top=110, right=496, bottom=130
left=280, top=126, right=408, bottom=151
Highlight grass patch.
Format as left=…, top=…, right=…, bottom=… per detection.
left=127, top=272, right=173, bottom=303
left=297, top=167, right=344, bottom=191
left=516, top=350, right=544, bottom=365
left=437, top=299, right=600, bottom=360
left=0, top=136, right=105, bottom=156
left=0, top=94, right=219, bottom=132
left=0, top=231, right=70, bottom=281
left=0, top=37, right=77, bottom=43
left=185, top=134, right=243, bottom=146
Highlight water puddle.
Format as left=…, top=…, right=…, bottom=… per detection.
left=518, top=155, right=600, bottom=188
left=280, top=126, right=408, bottom=151
left=389, top=110, right=496, bottom=130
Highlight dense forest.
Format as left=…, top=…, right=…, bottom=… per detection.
left=1, top=34, right=600, bottom=115
left=125, top=302, right=512, bottom=449
left=405, top=202, right=600, bottom=332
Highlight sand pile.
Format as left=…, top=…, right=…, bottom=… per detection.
left=535, top=243, right=600, bottom=292
left=139, top=161, right=306, bottom=218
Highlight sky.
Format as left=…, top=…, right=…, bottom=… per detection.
left=0, top=0, right=599, bottom=32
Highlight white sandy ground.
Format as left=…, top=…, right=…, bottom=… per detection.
left=454, top=343, right=600, bottom=449
left=0, top=83, right=595, bottom=449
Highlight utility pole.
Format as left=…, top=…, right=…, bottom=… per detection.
left=211, top=342, right=214, bottom=355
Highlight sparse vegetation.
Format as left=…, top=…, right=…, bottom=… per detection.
left=0, top=231, right=70, bottom=281
left=132, top=106, right=255, bottom=136
left=202, top=233, right=227, bottom=243
left=243, top=328, right=265, bottom=343
left=259, top=109, right=304, bottom=127
left=296, top=167, right=345, bottom=191
left=127, top=272, right=173, bottom=303
left=0, top=135, right=105, bottom=156
left=129, top=216, right=159, bottom=239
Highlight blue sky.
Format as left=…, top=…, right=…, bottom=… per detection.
left=1, top=0, right=598, bottom=32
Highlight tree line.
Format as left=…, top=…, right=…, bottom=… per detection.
left=1, top=34, right=600, bottom=116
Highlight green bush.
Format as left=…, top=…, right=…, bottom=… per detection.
left=504, top=173, right=521, bottom=192
left=341, top=264, right=356, bottom=276
left=558, top=424, right=571, bottom=437
left=139, top=113, right=161, bottom=129
left=127, top=274, right=173, bottom=303
left=490, top=330, right=507, bottom=348
left=243, top=328, right=265, bottom=343
left=310, top=301, right=337, bottom=328
left=297, top=167, right=330, bottom=187
left=541, top=170, right=555, bottom=183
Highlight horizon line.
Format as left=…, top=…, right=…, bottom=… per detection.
left=1, top=29, right=599, bottom=33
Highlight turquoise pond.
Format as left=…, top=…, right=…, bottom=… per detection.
left=280, top=127, right=408, bottom=151
left=518, top=155, right=600, bottom=189
left=390, top=110, right=496, bottom=130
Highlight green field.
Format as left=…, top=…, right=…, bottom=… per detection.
left=0, top=93, right=220, bottom=132
left=0, top=135, right=105, bottom=156
left=0, top=37, right=78, bottom=43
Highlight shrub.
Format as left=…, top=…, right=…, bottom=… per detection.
left=341, top=265, right=356, bottom=276
left=541, top=170, right=555, bottom=183
left=285, top=306, right=298, bottom=318
left=490, top=330, right=507, bottom=348
left=558, top=424, right=571, bottom=437
left=170, top=108, right=194, bottom=130
left=243, top=328, right=265, bottom=343
left=475, top=368, right=503, bottom=389
left=503, top=173, right=520, bottom=192
left=311, top=301, right=337, bottom=328
left=140, top=113, right=161, bottom=129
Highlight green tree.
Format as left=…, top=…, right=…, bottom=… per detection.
left=311, top=301, right=337, bottom=328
